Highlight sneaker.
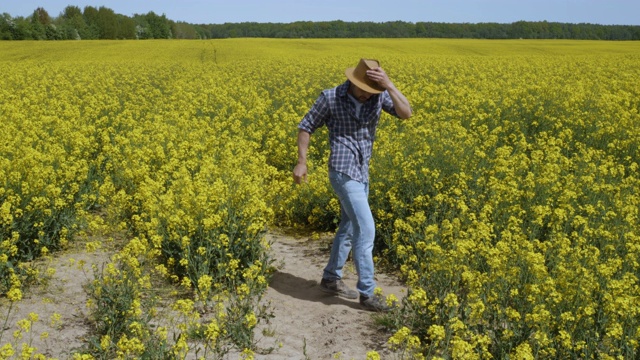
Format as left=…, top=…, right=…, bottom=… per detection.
left=360, top=294, right=393, bottom=312
left=319, top=278, right=359, bottom=299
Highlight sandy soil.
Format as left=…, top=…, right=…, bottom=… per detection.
left=254, top=230, right=406, bottom=359
left=0, top=230, right=406, bottom=359
left=0, top=242, right=110, bottom=359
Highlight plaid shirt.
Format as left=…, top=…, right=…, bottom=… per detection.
left=298, top=80, right=399, bottom=183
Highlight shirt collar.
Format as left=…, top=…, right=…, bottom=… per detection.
left=337, top=80, right=351, bottom=98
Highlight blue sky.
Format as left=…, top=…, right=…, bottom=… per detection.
left=2, top=0, right=639, bottom=25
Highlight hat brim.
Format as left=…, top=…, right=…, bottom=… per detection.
left=345, top=67, right=384, bottom=94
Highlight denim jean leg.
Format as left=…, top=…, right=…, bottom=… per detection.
left=322, top=205, right=352, bottom=281
left=326, top=171, right=376, bottom=297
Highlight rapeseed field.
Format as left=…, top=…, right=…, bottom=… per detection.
left=1, top=39, right=638, bottom=359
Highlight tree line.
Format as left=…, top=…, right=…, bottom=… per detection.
left=2, top=6, right=639, bottom=40
left=1, top=6, right=189, bottom=40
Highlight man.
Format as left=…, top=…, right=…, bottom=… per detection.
left=293, top=58, right=412, bottom=311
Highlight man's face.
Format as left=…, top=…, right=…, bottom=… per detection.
left=350, top=84, right=374, bottom=103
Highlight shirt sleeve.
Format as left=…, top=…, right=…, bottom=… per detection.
left=298, top=92, right=330, bottom=134
left=381, top=91, right=400, bottom=118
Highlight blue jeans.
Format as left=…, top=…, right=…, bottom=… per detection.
left=323, top=171, right=376, bottom=297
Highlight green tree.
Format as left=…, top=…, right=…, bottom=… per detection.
left=29, top=7, right=50, bottom=39
left=0, top=13, right=13, bottom=39
left=10, top=17, right=32, bottom=39
left=172, top=21, right=199, bottom=39
left=145, top=11, right=172, bottom=38
left=32, top=7, right=51, bottom=25
left=548, top=22, right=563, bottom=39
left=117, top=15, right=136, bottom=39
left=96, top=6, right=118, bottom=39
left=31, top=6, right=61, bottom=40
left=81, top=6, right=100, bottom=39
left=509, top=20, right=530, bottom=38
left=59, top=5, right=85, bottom=39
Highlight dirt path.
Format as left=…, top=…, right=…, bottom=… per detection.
left=256, top=230, right=406, bottom=359
left=0, top=230, right=406, bottom=359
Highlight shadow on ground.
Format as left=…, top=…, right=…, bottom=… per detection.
left=268, top=270, right=363, bottom=311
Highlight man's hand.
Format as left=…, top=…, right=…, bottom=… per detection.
left=367, top=67, right=413, bottom=119
left=293, top=163, right=307, bottom=184
left=366, top=67, right=392, bottom=90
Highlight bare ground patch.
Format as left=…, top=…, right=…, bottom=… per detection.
left=0, top=229, right=405, bottom=359
left=0, top=239, right=115, bottom=358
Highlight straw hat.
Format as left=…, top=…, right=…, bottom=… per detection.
left=345, top=58, right=385, bottom=94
